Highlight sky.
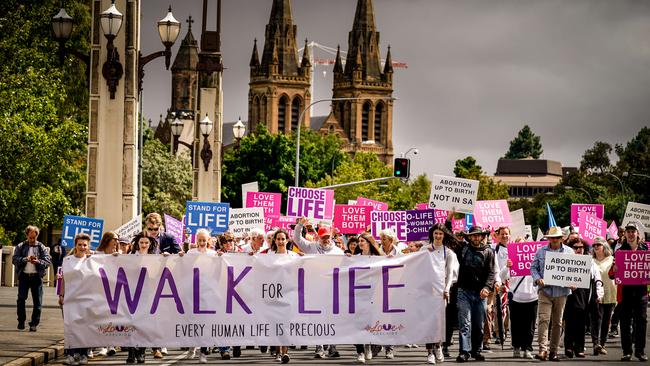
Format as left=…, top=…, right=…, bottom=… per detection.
left=140, top=0, right=650, bottom=178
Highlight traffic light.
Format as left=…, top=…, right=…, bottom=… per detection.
left=394, top=158, right=410, bottom=178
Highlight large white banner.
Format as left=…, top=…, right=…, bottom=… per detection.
left=63, top=252, right=444, bottom=348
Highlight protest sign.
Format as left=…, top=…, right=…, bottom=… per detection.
left=570, top=204, right=605, bottom=227
left=241, top=181, right=259, bottom=207
left=61, top=215, right=104, bottom=249
left=62, top=252, right=444, bottom=348
left=333, top=205, right=371, bottom=234
left=113, top=214, right=142, bottom=244
left=416, top=203, right=428, bottom=210
left=524, top=225, right=533, bottom=240
left=357, top=197, right=389, bottom=211
left=465, top=213, right=475, bottom=231
left=543, top=252, right=592, bottom=289
left=579, top=212, right=607, bottom=245
left=347, top=199, right=358, bottom=205
left=229, top=208, right=265, bottom=236
left=164, top=214, right=183, bottom=245
left=286, top=187, right=335, bottom=221
left=428, top=175, right=478, bottom=214
left=614, top=250, right=650, bottom=285
left=433, top=209, right=448, bottom=224
left=268, top=215, right=296, bottom=237
left=507, top=241, right=547, bottom=277
left=608, top=221, right=619, bottom=240
left=185, top=201, right=230, bottom=234
left=246, top=192, right=282, bottom=217
left=452, top=217, right=465, bottom=232
left=622, top=202, right=650, bottom=233
left=474, top=200, right=512, bottom=228
left=509, top=209, right=526, bottom=241
left=370, top=211, right=407, bottom=241
left=536, top=228, right=544, bottom=241
left=406, top=209, right=435, bottom=241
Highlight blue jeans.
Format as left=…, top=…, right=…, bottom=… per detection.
left=457, top=288, right=486, bottom=355
left=17, top=273, right=43, bottom=326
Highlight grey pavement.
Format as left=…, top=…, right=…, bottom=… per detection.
left=0, top=285, right=647, bottom=365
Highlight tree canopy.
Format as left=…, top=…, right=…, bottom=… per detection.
left=504, top=125, right=543, bottom=159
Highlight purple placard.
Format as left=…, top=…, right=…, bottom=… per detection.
left=333, top=205, right=371, bottom=234
left=286, top=187, right=335, bottom=220
left=164, top=214, right=183, bottom=245
left=507, top=241, right=548, bottom=277
left=246, top=192, right=282, bottom=217
left=357, top=196, right=389, bottom=211
left=406, top=209, right=436, bottom=241
left=474, top=200, right=512, bottom=228
left=370, top=210, right=407, bottom=241
left=579, top=212, right=607, bottom=245
left=615, top=250, right=650, bottom=285
left=570, top=204, right=605, bottom=228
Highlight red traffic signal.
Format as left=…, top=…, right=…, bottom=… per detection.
left=394, top=158, right=410, bottom=178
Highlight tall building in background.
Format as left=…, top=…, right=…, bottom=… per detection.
left=248, top=0, right=312, bottom=134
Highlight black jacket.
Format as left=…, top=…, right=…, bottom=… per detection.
left=156, top=232, right=182, bottom=254
left=456, top=241, right=496, bottom=292
left=12, top=241, right=52, bottom=278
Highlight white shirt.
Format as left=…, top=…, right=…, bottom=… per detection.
left=293, top=224, right=344, bottom=255
left=420, top=244, right=459, bottom=293
left=23, top=246, right=38, bottom=274
left=490, top=242, right=509, bottom=284
left=499, top=264, right=538, bottom=303
left=267, top=250, right=299, bottom=257
left=186, top=248, right=217, bottom=256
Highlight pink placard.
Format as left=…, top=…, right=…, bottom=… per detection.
left=357, top=196, right=389, bottom=211
left=615, top=250, right=650, bottom=285
left=579, top=212, right=607, bottom=245
left=434, top=209, right=448, bottom=224
left=370, top=210, right=407, bottom=241
left=570, top=204, right=605, bottom=228
left=452, top=217, right=465, bottom=232
left=246, top=192, right=282, bottom=217
left=416, top=203, right=429, bottom=210
left=608, top=221, right=619, bottom=240
left=286, top=187, right=335, bottom=220
left=507, top=241, right=548, bottom=277
left=474, top=200, right=512, bottom=228
left=268, top=215, right=296, bottom=238
left=333, top=205, right=371, bottom=234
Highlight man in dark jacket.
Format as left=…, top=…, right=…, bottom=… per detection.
left=455, top=225, right=496, bottom=362
left=614, top=221, right=648, bottom=362
left=144, top=213, right=182, bottom=254
left=12, top=225, right=52, bottom=331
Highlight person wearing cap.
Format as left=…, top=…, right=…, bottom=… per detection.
left=454, top=225, right=496, bottom=362
left=530, top=226, right=574, bottom=362
left=612, top=221, right=648, bottom=362
left=590, top=236, right=616, bottom=357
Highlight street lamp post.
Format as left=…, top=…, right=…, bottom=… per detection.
left=564, top=186, right=593, bottom=202
left=232, top=117, right=246, bottom=149
left=294, top=96, right=396, bottom=187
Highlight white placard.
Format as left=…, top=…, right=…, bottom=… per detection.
left=62, top=252, right=444, bottom=348
left=241, top=181, right=259, bottom=208
left=622, top=202, right=650, bottom=234
left=428, top=175, right=479, bottom=214
left=113, top=214, right=142, bottom=243
left=229, top=208, right=265, bottom=236
left=543, top=252, right=592, bottom=289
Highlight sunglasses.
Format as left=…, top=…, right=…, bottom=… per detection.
left=146, top=227, right=160, bottom=232
left=573, top=246, right=584, bottom=249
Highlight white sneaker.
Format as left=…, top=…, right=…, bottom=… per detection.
left=63, top=355, right=77, bottom=365
left=87, top=350, right=93, bottom=359
left=187, top=347, right=197, bottom=359
left=428, top=353, right=437, bottom=364
left=406, top=344, right=413, bottom=348
left=97, top=347, right=108, bottom=357
left=364, top=345, right=372, bottom=360
left=513, top=348, right=521, bottom=358
left=78, top=355, right=88, bottom=365
left=433, top=345, right=444, bottom=362
left=524, top=350, right=534, bottom=359
left=276, top=353, right=282, bottom=362
left=357, top=353, right=366, bottom=363
left=314, top=348, right=325, bottom=359
left=412, top=344, right=420, bottom=348
left=199, top=353, right=208, bottom=363
left=161, top=347, right=168, bottom=355
left=386, top=350, right=394, bottom=359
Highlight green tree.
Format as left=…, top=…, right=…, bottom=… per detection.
left=453, top=156, right=509, bottom=201
left=221, top=125, right=349, bottom=209
left=615, top=127, right=650, bottom=204
left=580, top=141, right=612, bottom=174
left=454, top=156, right=482, bottom=180
left=141, top=127, right=192, bottom=219
left=504, top=125, right=543, bottom=159
left=0, top=0, right=90, bottom=244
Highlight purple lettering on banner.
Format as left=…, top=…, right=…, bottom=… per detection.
left=570, top=204, right=605, bottom=228
left=406, top=209, right=436, bottom=241
left=246, top=192, right=282, bottom=217
left=298, top=268, right=321, bottom=314
left=332, top=268, right=340, bottom=314
left=348, top=267, right=371, bottom=314
left=382, top=265, right=405, bottom=313
left=164, top=214, right=183, bottom=245
left=150, top=267, right=184, bottom=314
left=507, top=241, right=548, bottom=277
left=226, top=266, right=253, bottom=314
left=334, top=205, right=371, bottom=234
left=193, top=268, right=216, bottom=314
left=615, top=250, right=650, bottom=285
left=99, top=267, right=147, bottom=315
left=286, top=187, right=334, bottom=220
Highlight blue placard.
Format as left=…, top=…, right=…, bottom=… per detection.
left=184, top=201, right=230, bottom=234
left=61, top=215, right=104, bottom=249
left=465, top=213, right=474, bottom=231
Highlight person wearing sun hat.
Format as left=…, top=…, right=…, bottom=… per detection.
left=530, top=226, right=574, bottom=362
left=454, top=224, right=496, bottom=363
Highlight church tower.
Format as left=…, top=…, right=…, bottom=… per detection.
left=332, top=0, right=394, bottom=164
left=171, top=16, right=199, bottom=117
left=248, top=0, right=312, bottom=134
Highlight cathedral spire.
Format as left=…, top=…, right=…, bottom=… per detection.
left=352, top=0, right=376, bottom=32
left=333, top=44, right=343, bottom=74
left=301, top=38, right=311, bottom=68
left=249, top=38, right=260, bottom=68
left=383, top=45, right=393, bottom=74
left=260, top=0, right=299, bottom=76
left=344, top=0, right=382, bottom=80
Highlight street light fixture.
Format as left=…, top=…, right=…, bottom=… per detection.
left=199, top=114, right=214, bottom=171
left=99, top=0, right=124, bottom=99
left=401, top=147, right=418, bottom=158
left=138, top=6, right=181, bottom=93
left=51, top=6, right=90, bottom=66
left=564, top=186, right=593, bottom=202
left=294, top=96, right=396, bottom=187
left=232, top=117, right=246, bottom=148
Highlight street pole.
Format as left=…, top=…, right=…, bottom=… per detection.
left=294, top=96, right=396, bottom=187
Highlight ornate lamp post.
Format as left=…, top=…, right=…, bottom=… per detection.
left=199, top=114, right=214, bottom=171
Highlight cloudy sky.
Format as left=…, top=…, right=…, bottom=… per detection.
left=140, top=0, right=649, bottom=177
